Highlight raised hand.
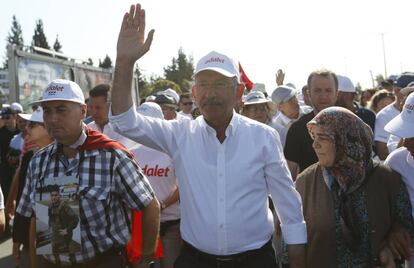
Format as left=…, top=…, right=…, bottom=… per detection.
left=116, top=3, right=155, bottom=65
left=276, top=69, right=285, bottom=86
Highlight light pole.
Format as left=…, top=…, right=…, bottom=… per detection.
left=381, top=33, right=388, bottom=78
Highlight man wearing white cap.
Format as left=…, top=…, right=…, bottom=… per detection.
left=110, top=4, right=306, bottom=268
left=374, top=73, right=414, bottom=160
left=16, top=79, right=160, bottom=267
left=384, top=92, right=414, bottom=268
left=336, top=75, right=376, bottom=131
left=130, top=102, right=181, bottom=268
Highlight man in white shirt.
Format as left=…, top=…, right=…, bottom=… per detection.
left=110, top=4, right=306, bottom=268
left=131, top=102, right=181, bottom=268
left=375, top=73, right=414, bottom=160
left=87, top=84, right=136, bottom=149
left=384, top=92, right=414, bottom=267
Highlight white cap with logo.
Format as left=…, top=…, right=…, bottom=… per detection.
left=33, top=79, right=85, bottom=105
left=194, top=51, right=240, bottom=81
left=385, top=92, right=414, bottom=138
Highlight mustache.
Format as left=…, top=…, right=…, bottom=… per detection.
left=201, top=98, right=222, bottom=106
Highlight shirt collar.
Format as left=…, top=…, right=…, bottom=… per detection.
left=199, top=110, right=239, bottom=138
left=277, top=112, right=292, bottom=126
left=49, top=125, right=88, bottom=156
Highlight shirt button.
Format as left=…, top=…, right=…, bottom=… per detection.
left=220, top=198, right=224, bottom=202
left=219, top=173, right=223, bottom=177
left=219, top=224, right=224, bottom=228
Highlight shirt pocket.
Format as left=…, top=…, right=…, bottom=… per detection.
left=80, top=187, right=111, bottom=229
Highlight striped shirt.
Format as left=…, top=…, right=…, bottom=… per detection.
left=16, top=130, right=154, bottom=265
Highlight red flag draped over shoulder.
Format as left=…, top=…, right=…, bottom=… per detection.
left=78, top=127, right=163, bottom=263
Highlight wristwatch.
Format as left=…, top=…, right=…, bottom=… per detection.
left=161, top=202, right=166, bottom=210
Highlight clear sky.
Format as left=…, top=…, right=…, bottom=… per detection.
left=1, top=0, right=413, bottom=93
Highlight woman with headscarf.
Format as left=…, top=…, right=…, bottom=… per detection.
left=295, top=106, right=414, bottom=267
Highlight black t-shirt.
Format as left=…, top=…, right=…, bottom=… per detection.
left=0, top=126, right=19, bottom=164
left=284, top=112, right=318, bottom=172
left=354, top=102, right=376, bottom=132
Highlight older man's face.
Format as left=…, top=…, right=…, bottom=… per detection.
left=42, top=100, right=86, bottom=145
left=193, top=70, right=240, bottom=124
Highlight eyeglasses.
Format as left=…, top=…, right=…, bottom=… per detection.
left=28, top=121, right=44, bottom=129
left=195, top=80, right=234, bottom=91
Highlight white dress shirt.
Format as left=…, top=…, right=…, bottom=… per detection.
left=110, top=105, right=307, bottom=255
left=87, top=121, right=137, bottom=149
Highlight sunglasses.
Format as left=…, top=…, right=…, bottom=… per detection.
left=28, top=121, right=44, bottom=128
left=182, top=102, right=193, bottom=106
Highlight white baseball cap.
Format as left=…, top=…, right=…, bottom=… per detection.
left=34, top=79, right=85, bottom=105
left=337, top=75, right=355, bottom=93
left=161, top=88, right=180, bottom=104
left=385, top=92, right=414, bottom=138
left=271, top=85, right=297, bottom=104
left=137, top=102, right=164, bottom=119
left=194, top=51, right=240, bottom=81
left=18, top=106, right=44, bottom=123
left=11, top=102, right=23, bottom=113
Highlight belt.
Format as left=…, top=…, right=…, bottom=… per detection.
left=182, top=239, right=273, bottom=266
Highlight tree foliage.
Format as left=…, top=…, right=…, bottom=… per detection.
left=163, top=48, right=194, bottom=92
left=4, top=15, right=24, bottom=68
left=53, top=35, right=62, bottom=52
left=150, top=79, right=182, bottom=96
left=99, top=55, right=112, bottom=68
left=32, top=19, right=50, bottom=50
left=7, top=15, right=24, bottom=48
left=375, top=74, right=385, bottom=87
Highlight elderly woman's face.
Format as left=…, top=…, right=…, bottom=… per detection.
left=309, top=125, right=336, bottom=167
left=242, top=103, right=269, bottom=123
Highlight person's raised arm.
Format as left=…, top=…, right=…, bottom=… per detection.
left=112, top=3, right=154, bottom=115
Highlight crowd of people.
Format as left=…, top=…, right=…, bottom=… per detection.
left=0, top=3, right=414, bottom=268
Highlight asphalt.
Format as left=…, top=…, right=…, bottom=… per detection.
left=0, top=234, right=15, bottom=268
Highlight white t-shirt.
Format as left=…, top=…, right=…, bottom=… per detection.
left=130, top=144, right=180, bottom=222
left=387, top=134, right=402, bottom=154
left=385, top=147, right=414, bottom=218
left=0, top=186, right=4, bottom=209
left=374, top=103, right=399, bottom=143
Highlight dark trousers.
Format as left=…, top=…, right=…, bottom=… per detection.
left=174, top=240, right=277, bottom=268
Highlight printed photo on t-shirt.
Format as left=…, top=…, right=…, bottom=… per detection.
left=35, top=175, right=81, bottom=255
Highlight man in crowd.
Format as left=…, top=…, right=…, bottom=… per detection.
left=375, top=73, right=414, bottom=160
left=87, top=83, right=136, bottom=149
left=178, top=93, right=193, bottom=119
left=0, top=105, right=22, bottom=205
left=48, top=186, right=79, bottom=254
left=110, top=4, right=306, bottom=268
left=284, top=69, right=338, bottom=179
left=336, top=75, right=376, bottom=131
left=17, top=79, right=159, bottom=267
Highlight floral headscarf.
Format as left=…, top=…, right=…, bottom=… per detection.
left=307, top=106, right=373, bottom=194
